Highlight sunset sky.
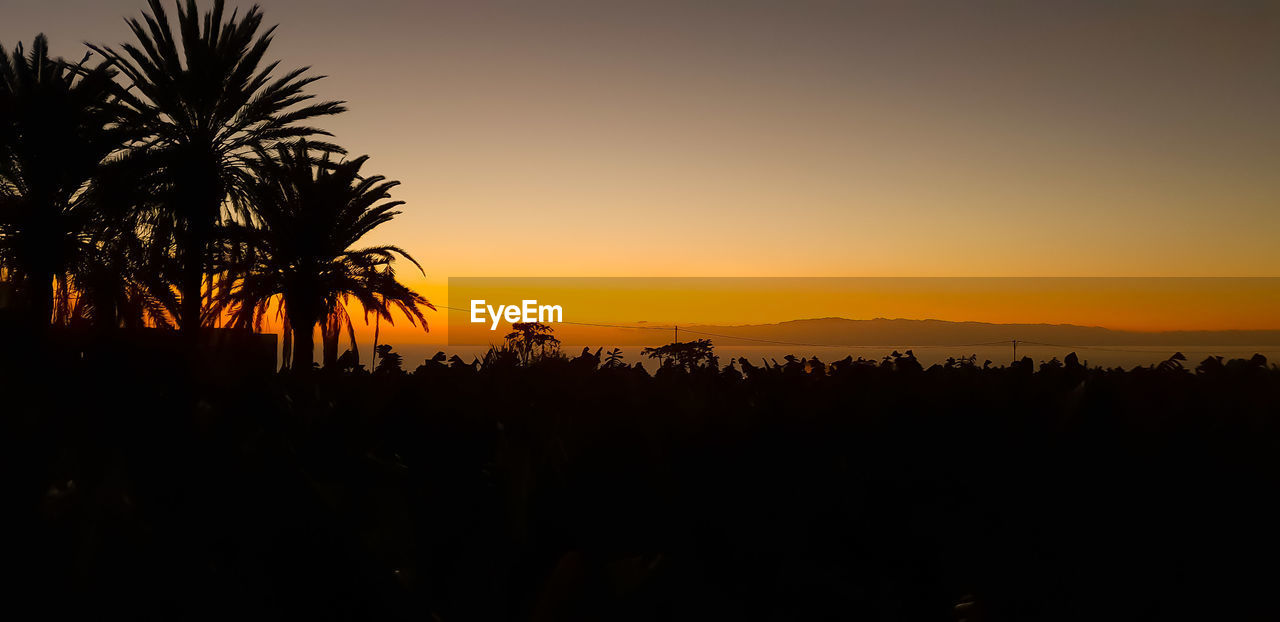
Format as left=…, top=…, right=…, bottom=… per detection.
left=4, top=1, right=1279, bottom=344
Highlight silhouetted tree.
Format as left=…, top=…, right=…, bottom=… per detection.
left=641, top=338, right=718, bottom=371
left=0, top=36, right=125, bottom=331
left=66, top=224, right=178, bottom=329
left=504, top=322, right=561, bottom=365
left=89, top=0, right=345, bottom=336
left=1156, top=351, right=1189, bottom=373
left=373, top=343, right=402, bottom=374
left=207, top=141, right=431, bottom=371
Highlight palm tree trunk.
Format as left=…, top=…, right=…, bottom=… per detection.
left=322, top=313, right=340, bottom=368
left=90, top=272, right=119, bottom=332
left=179, top=178, right=221, bottom=343
left=286, top=299, right=316, bottom=373
left=32, top=270, right=54, bottom=330
left=20, top=269, right=56, bottom=369
left=179, top=231, right=206, bottom=339
left=371, top=312, right=380, bottom=370
left=292, top=320, right=315, bottom=372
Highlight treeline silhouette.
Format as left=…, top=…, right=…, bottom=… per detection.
left=1, top=0, right=430, bottom=371
left=4, top=332, right=1280, bottom=620
left=6, top=2, right=1280, bottom=620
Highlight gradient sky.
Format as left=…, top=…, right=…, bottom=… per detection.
left=4, top=1, right=1279, bottom=342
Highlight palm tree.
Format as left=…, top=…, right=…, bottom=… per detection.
left=89, top=0, right=345, bottom=337
left=503, top=322, right=561, bottom=365
left=603, top=347, right=625, bottom=368
left=0, top=35, right=126, bottom=331
left=208, top=140, right=432, bottom=371
left=65, top=217, right=180, bottom=330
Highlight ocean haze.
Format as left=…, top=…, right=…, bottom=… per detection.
left=446, top=316, right=1280, bottom=347
left=679, top=317, right=1280, bottom=347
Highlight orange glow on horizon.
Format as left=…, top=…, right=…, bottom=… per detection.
left=357, top=277, right=1280, bottom=347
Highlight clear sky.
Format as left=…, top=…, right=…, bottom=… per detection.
left=4, top=1, right=1279, bottom=341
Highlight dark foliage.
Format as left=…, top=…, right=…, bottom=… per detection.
left=2, top=6, right=425, bottom=370
left=0, top=35, right=130, bottom=329
left=85, top=0, right=347, bottom=335
left=641, top=339, right=718, bottom=371
left=3, top=343, right=1279, bottom=620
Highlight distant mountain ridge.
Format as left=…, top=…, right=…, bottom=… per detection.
left=679, top=317, right=1280, bottom=346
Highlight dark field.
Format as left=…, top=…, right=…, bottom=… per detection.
left=4, top=348, right=1280, bottom=621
